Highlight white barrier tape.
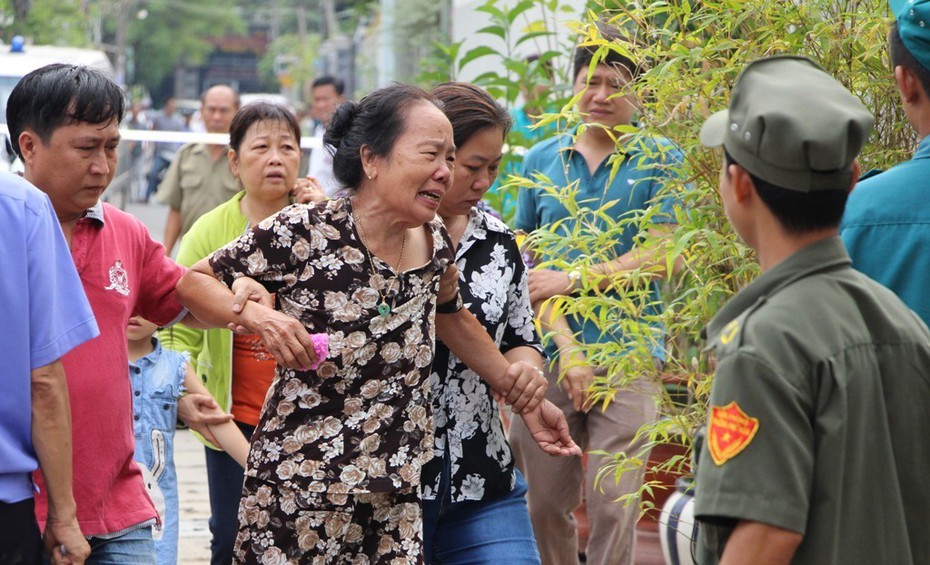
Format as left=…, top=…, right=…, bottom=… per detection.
left=0, top=124, right=323, bottom=149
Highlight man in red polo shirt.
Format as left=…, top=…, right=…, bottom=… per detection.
left=5, top=64, right=243, bottom=562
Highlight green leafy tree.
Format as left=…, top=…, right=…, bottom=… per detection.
left=428, top=0, right=908, bottom=516
left=537, top=0, right=904, bottom=512
left=0, top=0, right=90, bottom=45
left=257, top=32, right=321, bottom=94
left=127, top=0, right=244, bottom=93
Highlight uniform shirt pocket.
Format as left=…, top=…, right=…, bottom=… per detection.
left=178, top=172, right=204, bottom=193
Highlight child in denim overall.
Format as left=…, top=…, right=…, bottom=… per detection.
left=128, top=316, right=248, bottom=564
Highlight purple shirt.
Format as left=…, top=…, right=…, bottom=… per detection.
left=0, top=173, right=99, bottom=504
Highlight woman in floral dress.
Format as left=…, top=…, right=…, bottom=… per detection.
left=176, top=84, right=579, bottom=564
left=421, top=82, right=551, bottom=564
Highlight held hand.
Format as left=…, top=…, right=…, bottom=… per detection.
left=519, top=400, right=582, bottom=457
left=500, top=361, right=548, bottom=415
left=247, top=307, right=319, bottom=370
left=528, top=269, right=572, bottom=303
left=178, top=393, right=233, bottom=447
left=231, top=276, right=274, bottom=314
left=561, top=363, right=596, bottom=412
left=45, top=517, right=90, bottom=564
left=437, top=263, right=461, bottom=304
left=292, top=176, right=327, bottom=204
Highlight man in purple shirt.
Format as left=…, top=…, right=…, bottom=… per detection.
left=0, top=172, right=99, bottom=564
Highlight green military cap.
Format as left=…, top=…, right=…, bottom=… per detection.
left=700, top=55, right=874, bottom=192
left=891, top=0, right=930, bottom=71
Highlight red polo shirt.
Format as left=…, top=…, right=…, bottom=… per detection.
left=33, top=202, right=186, bottom=536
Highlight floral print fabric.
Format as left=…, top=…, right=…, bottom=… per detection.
left=233, top=477, right=422, bottom=564
left=209, top=197, right=455, bottom=494
left=421, top=207, right=542, bottom=503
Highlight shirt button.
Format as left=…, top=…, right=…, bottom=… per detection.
left=133, top=367, right=141, bottom=374
left=134, top=390, right=141, bottom=396
left=134, top=414, right=140, bottom=421
left=163, top=404, right=170, bottom=410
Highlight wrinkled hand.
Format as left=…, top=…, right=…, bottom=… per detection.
left=178, top=393, right=233, bottom=447
left=561, top=362, right=596, bottom=412
left=246, top=306, right=319, bottom=370
left=231, top=276, right=274, bottom=313
left=44, top=517, right=90, bottom=564
left=292, top=176, right=328, bottom=204
left=227, top=277, right=274, bottom=333
left=499, top=361, right=547, bottom=415
left=437, top=263, right=461, bottom=305
left=519, top=400, right=582, bottom=457
left=528, top=268, right=572, bottom=303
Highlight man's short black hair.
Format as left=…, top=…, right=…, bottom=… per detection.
left=889, top=22, right=930, bottom=99
left=6, top=63, right=125, bottom=159
left=724, top=150, right=848, bottom=234
left=572, top=44, right=639, bottom=83
left=312, top=75, right=345, bottom=96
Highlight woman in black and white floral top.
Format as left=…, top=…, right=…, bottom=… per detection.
left=420, top=82, right=577, bottom=564
left=177, top=84, right=578, bottom=565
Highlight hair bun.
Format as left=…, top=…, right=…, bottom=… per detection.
left=324, top=100, right=360, bottom=148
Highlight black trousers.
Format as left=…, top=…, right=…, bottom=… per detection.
left=0, top=498, right=42, bottom=565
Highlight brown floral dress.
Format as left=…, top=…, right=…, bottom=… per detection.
left=208, top=197, right=456, bottom=564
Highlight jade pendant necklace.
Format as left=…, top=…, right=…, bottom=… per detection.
left=353, top=208, right=407, bottom=317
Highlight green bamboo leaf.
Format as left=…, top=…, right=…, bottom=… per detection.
left=457, top=45, right=499, bottom=70
left=506, top=0, right=538, bottom=25
left=475, top=24, right=507, bottom=40
left=476, top=2, right=506, bottom=23
left=515, top=30, right=556, bottom=48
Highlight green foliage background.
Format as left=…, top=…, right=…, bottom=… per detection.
left=443, top=0, right=909, bottom=511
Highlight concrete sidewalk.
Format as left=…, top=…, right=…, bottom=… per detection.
left=175, top=430, right=213, bottom=563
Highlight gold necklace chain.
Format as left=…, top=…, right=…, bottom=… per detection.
left=353, top=208, right=407, bottom=316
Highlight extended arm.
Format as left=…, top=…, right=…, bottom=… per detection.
left=32, top=360, right=90, bottom=564
left=534, top=299, right=595, bottom=412
left=180, top=366, right=249, bottom=468
left=177, top=364, right=233, bottom=447
left=436, top=310, right=545, bottom=414
left=176, top=258, right=318, bottom=369
left=528, top=225, right=681, bottom=303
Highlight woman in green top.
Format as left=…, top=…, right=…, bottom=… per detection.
left=161, top=101, right=321, bottom=564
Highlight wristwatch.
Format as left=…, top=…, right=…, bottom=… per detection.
left=567, top=270, right=582, bottom=291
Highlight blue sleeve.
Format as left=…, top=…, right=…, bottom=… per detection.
left=650, top=143, right=687, bottom=224
left=28, top=193, right=99, bottom=368
left=513, top=150, right=540, bottom=233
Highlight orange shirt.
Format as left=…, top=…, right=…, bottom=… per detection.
left=231, top=333, right=276, bottom=426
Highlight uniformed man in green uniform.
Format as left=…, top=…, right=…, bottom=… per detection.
left=694, top=55, right=930, bottom=564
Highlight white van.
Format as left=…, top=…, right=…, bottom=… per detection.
left=0, top=42, right=115, bottom=174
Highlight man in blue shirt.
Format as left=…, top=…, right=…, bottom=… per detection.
left=841, top=0, right=930, bottom=321
left=509, top=44, right=682, bottom=565
left=0, top=173, right=99, bottom=564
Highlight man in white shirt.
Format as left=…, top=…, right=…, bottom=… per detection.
left=307, top=76, right=345, bottom=196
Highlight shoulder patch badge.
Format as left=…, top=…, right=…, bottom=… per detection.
left=708, top=401, right=759, bottom=465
